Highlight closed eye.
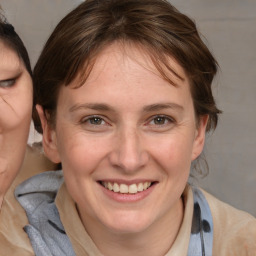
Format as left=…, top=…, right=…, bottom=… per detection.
left=0, top=78, right=16, bottom=88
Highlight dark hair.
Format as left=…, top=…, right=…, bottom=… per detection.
left=33, top=0, right=221, bottom=133
left=0, top=11, right=32, bottom=76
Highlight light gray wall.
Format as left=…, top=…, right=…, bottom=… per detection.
left=170, top=0, right=256, bottom=217
left=1, top=0, right=255, bottom=216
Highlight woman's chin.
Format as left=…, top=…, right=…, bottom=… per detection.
left=100, top=211, right=153, bottom=235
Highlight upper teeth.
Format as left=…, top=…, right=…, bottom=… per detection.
left=102, top=181, right=151, bottom=194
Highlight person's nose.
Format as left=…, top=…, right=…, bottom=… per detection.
left=109, top=127, right=149, bottom=173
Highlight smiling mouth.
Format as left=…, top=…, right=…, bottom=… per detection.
left=100, top=181, right=154, bottom=194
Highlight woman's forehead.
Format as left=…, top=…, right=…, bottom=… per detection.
left=0, top=41, right=22, bottom=74
left=71, top=41, right=188, bottom=90
left=57, top=43, right=193, bottom=114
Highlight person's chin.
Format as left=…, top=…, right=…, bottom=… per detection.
left=98, top=208, right=155, bottom=235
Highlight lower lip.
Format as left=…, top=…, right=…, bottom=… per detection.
left=99, top=183, right=156, bottom=203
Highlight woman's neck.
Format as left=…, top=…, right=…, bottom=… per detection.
left=79, top=198, right=184, bottom=256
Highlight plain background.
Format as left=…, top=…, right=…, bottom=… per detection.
left=1, top=0, right=256, bottom=216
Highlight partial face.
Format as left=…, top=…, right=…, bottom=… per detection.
left=41, top=43, right=207, bottom=235
left=0, top=42, right=32, bottom=198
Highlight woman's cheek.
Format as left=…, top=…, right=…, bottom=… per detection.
left=0, top=94, right=32, bottom=131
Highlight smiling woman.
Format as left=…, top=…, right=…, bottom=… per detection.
left=3, top=0, right=256, bottom=255
left=38, top=43, right=204, bottom=239
left=0, top=12, right=32, bottom=208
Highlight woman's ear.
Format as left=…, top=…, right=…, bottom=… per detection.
left=191, top=115, right=209, bottom=161
left=36, top=105, right=61, bottom=163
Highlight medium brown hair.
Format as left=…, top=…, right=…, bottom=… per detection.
left=33, top=0, right=221, bottom=133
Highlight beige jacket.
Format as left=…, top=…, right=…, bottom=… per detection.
left=0, top=146, right=57, bottom=256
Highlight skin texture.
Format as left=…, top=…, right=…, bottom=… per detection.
left=0, top=41, right=32, bottom=208
left=38, top=42, right=208, bottom=256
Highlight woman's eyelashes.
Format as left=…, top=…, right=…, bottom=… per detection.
left=79, top=115, right=110, bottom=131
left=0, top=78, right=16, bottom=88
left=149, top=115, right=174, bottom=125
left=146, top=115, right=176, bottom=130
left=84, top=116, right=107, bottom=125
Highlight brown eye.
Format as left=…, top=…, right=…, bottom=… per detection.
left=153, top=116, right=167, bottom=125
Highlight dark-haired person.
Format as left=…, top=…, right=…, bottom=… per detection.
left=5, top=0, right=256, bottom=255
left=0, top=10, right=56, bottom=255
left=0, top=10, right=32, bottom=210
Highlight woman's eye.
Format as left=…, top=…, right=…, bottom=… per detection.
left=81, top=116, right=108, bottom=126
left=152, top=116, right=168, bottom=125
left=149, top=116, right=173, bottom=126
left=87, top=117, right=105, bottom=125
left=0, top=79, right=16, bottom=88
left=80, top=115, right=110, bottom=132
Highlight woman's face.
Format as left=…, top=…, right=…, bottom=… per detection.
left=0, top=41, right=32, bottom=199
left=41, top=43, right=207, bottom=235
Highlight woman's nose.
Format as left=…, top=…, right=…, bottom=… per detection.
left=109, top=128, right=149, bottom=173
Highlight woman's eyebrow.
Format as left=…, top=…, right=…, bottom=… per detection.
left=69, top=103, right=113, bottom=112
left=142, top=103, right=184, bottom=113
left=69, top=103, right=184, bottom=113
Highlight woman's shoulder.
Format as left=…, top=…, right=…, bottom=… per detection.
left=201, top=189, right=256, bottom=256
left=0, top=231, right=34, bottom=256
left=0, top=145, right=59, bottom=256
